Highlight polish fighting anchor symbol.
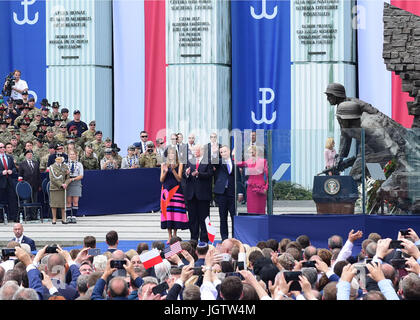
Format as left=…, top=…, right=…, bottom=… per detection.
left=250, top=0, right=278, bottom=20
left=13, top=0, right=39, bottom=25
left=251, top=88, right=277, bottom=125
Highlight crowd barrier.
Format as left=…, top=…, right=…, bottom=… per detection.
left=234, top=214, right=420, bottom=253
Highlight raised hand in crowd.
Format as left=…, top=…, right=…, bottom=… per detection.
left=366, top=262, right=385, bottom=283
left=375, top=238, right=393, bottom=260
left=340, top=264, right=357, bottom=283
left=180, top=249, right=195, bottom=267
left=348, top=229, right=363, bottom=243
left=299, top=275, right=317, bottom=300
left=240, top=269, right=270, bottom=300
left=405, top=257, right=420, bottom=275
left=400, top=238, right=420, bottom=260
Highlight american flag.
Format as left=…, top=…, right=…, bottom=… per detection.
left=163, top=241, right=182, bottom=259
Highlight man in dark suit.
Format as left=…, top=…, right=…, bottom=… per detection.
left=18, top=150, right=42, bottom=220
left=0, top=142, right=19, bottom=222
left=214, top=146, right=236, bottom=241
left=12, top=223, right=36, bottom=251
left=183, top=144, right=213, bottom=242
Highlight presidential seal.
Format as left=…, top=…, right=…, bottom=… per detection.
left=324, top=178, right=340, bottom=195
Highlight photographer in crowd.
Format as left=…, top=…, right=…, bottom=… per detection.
left=139, top=141, right=159, bottom=168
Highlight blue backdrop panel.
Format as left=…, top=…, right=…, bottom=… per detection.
left=235, top=215, right=420, bottom=253
left=231, top=0, right=291, bottom=181
left=77, top=168, right=161, bottom=215
left=0, top=0, right=46, bottom=103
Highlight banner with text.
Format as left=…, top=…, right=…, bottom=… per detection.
left=231, top=0, right=291, bottom=180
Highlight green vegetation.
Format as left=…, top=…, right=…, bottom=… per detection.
left=272, top=181, right=313, bottom=200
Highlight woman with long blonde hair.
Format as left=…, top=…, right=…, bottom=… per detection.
left=160, top=146, right=189, bottom=243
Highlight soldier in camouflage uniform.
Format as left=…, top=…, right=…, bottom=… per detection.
left=91, top=132, right=105, bottom=162
left=33, top=136, right=48, bottom=162
left=44, top=127, right=58, bottom=147
left=13, top=104, right=32, bottom=126
left=18, top=120, right=33, bottom=146
left=111, top=143, right=122, bottom=169
left=60, top=108, right=71, bottom=125
left=52, top=114, right=62, bottom=134
left=27, top=97, right=37, bottom=118
left=10, top=135, right=23, bottom=159
left=0, top=118, right=8, bottom=144
left=39, top=143, right=56, bottom=172
left=139, top=141, right=159, bottom=168
left=55, top=122, right=68, bottom=144
left=68, top=127, right=84, bottom=150
left=29, top=110, right=42, bottom=132
left=16, top=141, right=40, bottom=164
left=79, top=142, right=100, bottom=170
left=80, top=120, right=96, bottom=149
left=65, top=138, right=83, bottom=159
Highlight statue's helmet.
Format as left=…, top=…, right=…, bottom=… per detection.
left=324, top=83, right=346, bottom=98
left=336, top=101, right=362, bottom=120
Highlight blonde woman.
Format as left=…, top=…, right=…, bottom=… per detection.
left=236, top=145, right=268, bottom=214
left=160, top=147, right=189, bottom=243
left=324, top=137, right=337, bottom=176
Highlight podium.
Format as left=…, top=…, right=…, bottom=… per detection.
left=312, top=176, right=359, bottom=214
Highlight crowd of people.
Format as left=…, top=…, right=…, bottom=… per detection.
left=0, top=223, right=419, bottom=301
left=1, top=73, right=269, bottom=239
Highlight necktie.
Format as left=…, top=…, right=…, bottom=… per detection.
left=71, top=161, right=75, bottom=174
left=196, top=159, right=199, bottom=171
left=227, top=160, right=231, bottom=174
left=29, top=160, right=33, bottom=170
left=2, top=155, right=8, bottom=171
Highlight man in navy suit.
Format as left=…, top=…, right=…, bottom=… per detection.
left=18, top=150, right=42, bottom=220
left=0, top=142, right=18, bottom=222
left=183, top=144, right=213, bottom=242
left=12, top=223, right=36, bottom=251
left=214, top=146, right=236, bottom=241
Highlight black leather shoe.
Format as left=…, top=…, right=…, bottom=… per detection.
left=52, top=221, right=56, bottom=224
left=61, top=221, right=68, bottom=224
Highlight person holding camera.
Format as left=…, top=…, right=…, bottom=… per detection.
left=139, top=141, right=158, bottom=168
left=100, top=148, right=118, bottom=170
left=7, top=70, right=28, bottom=101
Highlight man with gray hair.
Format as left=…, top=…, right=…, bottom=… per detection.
left=12, top=288, right=39, bottom=300
left=91, top=258, right=144, bottom=300
left=0, top=281, right=20, bottom=300
left=138, top=276, right=160, bottom=300
left=328, top=235, right=343, bottom=250
left=76, top=274, right=89, bottom=297
left=401, top=273, right=420, bottom=300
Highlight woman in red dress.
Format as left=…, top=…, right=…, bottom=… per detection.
left=237, top=145, right=268, bottom=214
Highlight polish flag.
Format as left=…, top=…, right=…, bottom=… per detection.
left=205, top=217, right=217, bottom=243
left=139, top=249, right=163, bottom=270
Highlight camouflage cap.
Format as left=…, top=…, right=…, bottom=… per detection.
left=104, top=137, right=112, bottom=142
